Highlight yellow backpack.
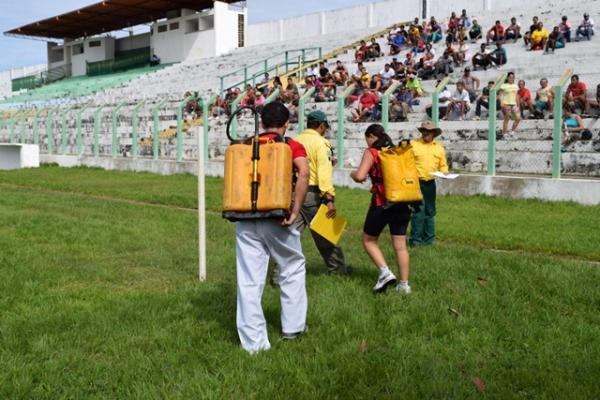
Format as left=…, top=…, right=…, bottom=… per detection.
left=378, top=141, right=423, bottom=203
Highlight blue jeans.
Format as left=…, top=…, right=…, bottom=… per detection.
left=576, top=27, right=594, bottom=40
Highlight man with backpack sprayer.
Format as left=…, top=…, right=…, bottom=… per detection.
left=409, top=121, right=449, bottom=247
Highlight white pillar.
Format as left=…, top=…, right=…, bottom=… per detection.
left=485, top=0, right=492, bottom=11
left=367, top=3, right=375, bottom=28
left=320, top=12, right=326, bottom=35
left=279, top=19, right=284, bottom=42
left=197, top=126, right=206, bottom=282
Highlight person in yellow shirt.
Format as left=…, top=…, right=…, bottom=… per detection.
left=499, top=71, right=522, bottom=138
left=530, top=22, right=549, bottom=50
left=281, top=111, right=351, bottom=277
left=409, top=121, right=449, bottom=247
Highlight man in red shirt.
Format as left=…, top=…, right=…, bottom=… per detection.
left=486, top=20, right=505, bottom=43
left=351, top=88, right=380, bottom=122
left=355, top=40, right=370, bottom=63
left=234, top=102, right=310, bottom=353
left=565, top=74, right=590, bottom=114
left=517, top=80, right=535, bottom=117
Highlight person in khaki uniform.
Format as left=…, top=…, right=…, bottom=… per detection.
left=274, top=111, right=351, bottom=282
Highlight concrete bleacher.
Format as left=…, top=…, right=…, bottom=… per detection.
left=1, top=0, right=599, bottom=179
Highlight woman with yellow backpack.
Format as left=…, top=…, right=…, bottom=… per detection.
left=350, top=124, right=414, bottom=294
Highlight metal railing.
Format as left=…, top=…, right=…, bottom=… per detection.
left=336, top=84, right=356, bottom=170
left=552, top=68, right=574, bottom=179
left=381, top=80, right=402, bottom=132
left=487, top=73, right=507, bottom=176
left=432, top=77, right=451, bottom=128
left=297, top=87, right=316, bottom=131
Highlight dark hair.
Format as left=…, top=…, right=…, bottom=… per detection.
left=572, top=74, right=579, bottom=80
left=507, top=71, right=515, bottom=79
left=365, top=124, right=393, bottom=149
left=261, top=102, right=289, bottom=129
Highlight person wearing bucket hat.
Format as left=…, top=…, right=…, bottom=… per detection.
left=271, top=110, right=352, bottom=286
left=409, top=121, right=449, bottom=247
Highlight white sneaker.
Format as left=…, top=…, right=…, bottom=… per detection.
left=373, top=272, right=397, bottom=293
left=396, top=282, right=412, bottom=294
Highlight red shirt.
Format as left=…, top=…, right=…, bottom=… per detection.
left=360, top=92, right=379, bottom=109
left=518, top=88, right=531, bottom=101
left=567, top=82, right=587, bottom=97
left=261, top=133, right=306, bottom=160
left=368, top=148, right=385, bottom=207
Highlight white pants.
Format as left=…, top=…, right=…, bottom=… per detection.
left=235, top=220, right=307, bottom=353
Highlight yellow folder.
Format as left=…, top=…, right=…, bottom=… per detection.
left=309, top=204, right=348, bottom=245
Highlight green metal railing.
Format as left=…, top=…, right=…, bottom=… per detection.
left=229, top=94, right=244, bottom=140
left=297, top=87, right=316, bottom=132
left=177, top=95, right=195, bottom=162
left=131, top=101, right=146, bottom=160
left=381, top=80, right=402, bottom=132
left=219, top=47, right=322, bottom=96
left=9, top=112, right=21, bottom=144
left=46, top=108, right=58, bottom=155
left=552, top=68, right=574, bottom=179
left=336, top=84, right=356, bottom=170
left=112, top=102, right=127, bottom=158
left=201, top=95, right=217, bottom=162
left=432, top=77, right=451, bottom=128
left=19, top=112, right=27, bottom=144
left=61, top=107, right=74, bottom=155
left=76, top=105, right=91, bottom=154
left=487, top=73, right=507, bottom=176
left=265, top=88, right=280, bottom=104
left=32, top=109, right=44, bottom=145
left=152, top=98, right=169, bottom=160
left=93, top=104, right=107, bottom=158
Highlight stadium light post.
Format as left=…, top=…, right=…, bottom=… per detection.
left=336, top=84, right=356, bottom=170
left=552, top=68, right=573, bottom=179
left=382, top=80, right=401, bottom=132
left=153, top=98, right=169, bottom=160
left=487, top=73, right=507, bottom=176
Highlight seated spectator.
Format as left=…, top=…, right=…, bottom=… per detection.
left=535, top=78, right=554, bottom=118
left=150, top=54, right=161, bottom=66
left=530, top=22, right=549, bottom=50
left=546, top=26, right=566, bottom=52
left=517, top=80, right=535, bottom=118
left=283, top=76, right=299, bottom=103
left=559, top=16, right=572, bottom=42
left=417, top=46, right=436, bottom=80
left=355, top=40, right=370, bottom=63
left=524, top=16, right=540, bottom=46
left=240, top=87, right=256, bottom=107
left=575, top=13, right=595, bottom=41
left=486, top=20, right=505, bottom=43
left=359, top=66, right=371, bottom=89
left=564, top=74, right=590, bottom=114
left=333, top=60, right=349, bottom=85
left=425, top=81, right=451, bottom=119
left=368, top=39, right=382, bottom=60
left=561, top=108, right=590, bottom=150
left=257, top=72, right=270, bottom=88
left=352, top=62, right=364, bottom=81
left=380, top=64, right=396, bottom=89
left=390, top=31, right=407, bottom=55
left=588, top=84, right=600, bottom=114
left=391, top=85, right=414, bottom=121
left=473, top=81, right=495, bottom=120
left=443, top=42, right=461, bottom=65
left=387, top=24, right=402, bottom=43
left=457, top=38, right=471, bottom=65
left=459, top=9, right=472, bottom=29
left=318, top=62, right=331, bottom=81
left=469, top=19, right=483, bottom=41
left=255, top=91, right=266, bottom=108
left=420, top=21, right=432, bottom=43
left=505, top=17, right=522, bottom=41
left=428, top=17, right=443, bottom=43
left=370, top=74, right=384, bottom=94
left=316, top=76, right=337, bottom=102
left=460, top=67, right=480, bottom=103
left=445, top=81, right=471, bottom=120
left=472, top=43, right=492, bottom=71
left=446, top=12, right=461, bottom=43
left=434, top=53, right=454, bottom=79
left=305, top=65, right=319, bottom=79
left=401, top=53, right=416, bottom=76
left=456, top=26, right=468, bottom=43
left=405, top=74, right=423, bottom=97
left=490, top=42, right=508, bottom=67
left=351, top=88, right=379, bottom=122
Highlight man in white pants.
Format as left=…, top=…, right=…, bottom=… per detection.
left=235, top=102, right=310, bottom=353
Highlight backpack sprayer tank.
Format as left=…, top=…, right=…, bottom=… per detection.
left=222, top=106, right=293, bottom=222
left=378, top=140, right=423, bottom=203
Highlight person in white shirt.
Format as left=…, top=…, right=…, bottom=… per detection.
left=380, top=64, right=396, bottom=88
left=426, top=83, right=451, bottom=119
left=457, top=38, right=471, bottom=65
left=445, top=81, right=471, bottom=120
left=505, top=17, right=522, bottom=41
left=576, top=13, right=595, bottom=41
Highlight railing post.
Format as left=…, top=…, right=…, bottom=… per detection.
left=318, top=47, right=322, bottom=59
left=285, top=51, right=289, bottom=73
left=177, top=95, right=194, bottom=162
left=9, top=112, right=18, bottom=144
left=264, top=59, right=268, bottom=75
left=77, top=105, right=90, bottom=155
left=298, top=87, right=316, bottom=132
left=243, top=66, right=248, bottom=88
left=487, top=73, right=507, bottom=176
left=202, top=95, right=216, bottom=162
left=432, top=77, right=450, bottom=128
left=220, top=78, right=224, bottom=98
left=152, top=98, right=169, bottom=160
left=61, top=107, right=72, bottom=155
left=265, top=88, right=280, bottom=104
left=552, top=68, right=573, bottom=179
left=131, top=101, right=146, bottom=160
left=230, top=94, right=244, bottom=140
left=112, top=102, right=127, bottom=158
left=19, top=112, right=27, bottom=144
left=93, top=105, right=106, bottom=158
left=46, top=109, right=57, bottom=155
left=337, top=84, right=356, bottom=170
left=382, top=80, right=401, bottom=132
left=33, top=109, right=43, bottom=145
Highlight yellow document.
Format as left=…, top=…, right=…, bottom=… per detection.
left=309, top=204, right=348, bottom=245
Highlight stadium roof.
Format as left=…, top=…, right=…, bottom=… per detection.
left=5, top=0, right=241, bottom=40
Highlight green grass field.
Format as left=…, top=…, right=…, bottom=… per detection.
left=1, top=166, right=599, bottom=398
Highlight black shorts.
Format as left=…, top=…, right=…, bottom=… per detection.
left=363, top=204, right=412, bottom=237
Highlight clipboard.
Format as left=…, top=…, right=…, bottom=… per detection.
left=309, top=204, right=348, bottom=245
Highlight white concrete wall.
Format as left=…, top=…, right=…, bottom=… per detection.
left=213, top=1, right=243, bottom=57
left=0, top=64, right=47, bottom=98
left=68, top=37, right=116, bottom=77
left=116, top=33, right=151, bottom=53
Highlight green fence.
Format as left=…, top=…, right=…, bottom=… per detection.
left=87, top=47, right=151, bottom=76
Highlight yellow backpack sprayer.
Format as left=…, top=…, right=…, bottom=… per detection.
left=222, top=106, right=294, bottom=221
left=378, top=140, right=423, bottom=203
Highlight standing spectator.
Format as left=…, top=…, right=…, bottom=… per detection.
left=530, top=22, right=549, bottom=50
left=351, top=88, right=379, bottom=122
left=445, top=81, right=471, bottom=120
left=517, top=80, right=535, bottom=118
left=534, top=78, right=554, bottom=119
left=349, top=124, right=413, bottom=294
left=472, top=43, right=492, bottom=71
left=474, top=81, right=495, bottom=120
left=505, top=17, right=522, bottom=41
left=486, top=20, right=506, bottom=43
left=469, top=19, right=483, bottom=41
left=499, top=72, right=522, bottom=138
left=425, top=82, right=451, bottom=119
left=460, top=67, right=480, bottom=102
left=576, top=13, right=595, bottom=41
left=409, top=122, right=449, bottom=248
left=565, top=75, right=590, bottom=114
left=524, top=16, right=540, bottom=46
left=234, top=102, right=309, bottom=353
left=546, top=26, right=566, bottom=52
left=559, top=16, right=572, bottom=42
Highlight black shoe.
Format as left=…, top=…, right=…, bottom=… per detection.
left=328, top=265, right=354, bottom=276
left=282, top=326, right=308, bottom=340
